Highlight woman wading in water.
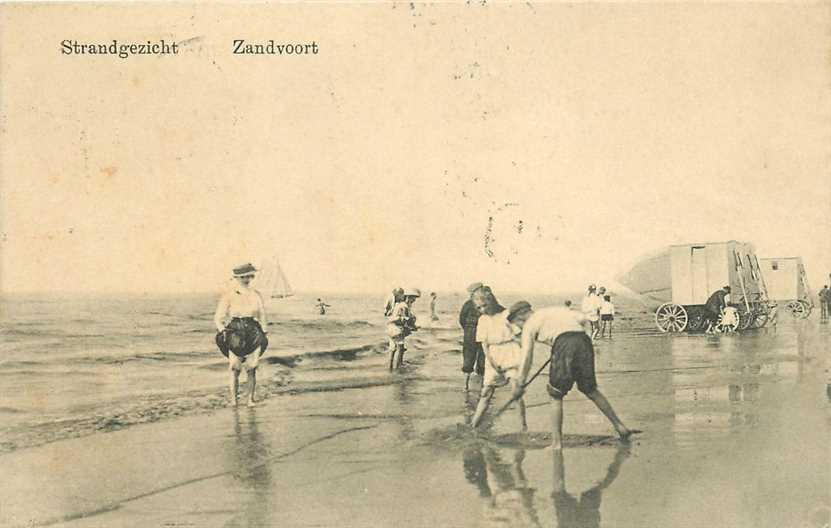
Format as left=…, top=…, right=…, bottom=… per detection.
left=214, top=263, right=269, bottom=407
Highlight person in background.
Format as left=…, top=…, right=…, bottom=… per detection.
left=385, top=287, right=404, bottom=317
left=599, top=295, right=615, bottom=338
left=703, top=285, right=731, bottom=333
left=819, top=285, right=829, bottom=322
left=508, top=301, right=631, bottom=449
left=315, top=298, right=331, bottom=315
left=387, top=288, right=420, bottom=369
left=826, top=284, right=831, bottom=322
left=385, top=288, right=405, bottom=357
left=564, top=300, right=573, bottom=309
left=214, top=262, right=269, bottom=407
left=581, top=285, right=602, bottom=340
left=459, top=282, right=486, bottom=391
left=430, top=292, right=440, bottom=321
left=470, top=287, right=528, bottom=432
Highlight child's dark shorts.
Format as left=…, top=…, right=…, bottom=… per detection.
left=546, top=332, right=598, bottom=398
left=601, top=314, right=614, bottom=322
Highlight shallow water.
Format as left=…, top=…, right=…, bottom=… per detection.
left=0, top=291, right=644, bottom=451
left=1, top=294, right=828, bottom=528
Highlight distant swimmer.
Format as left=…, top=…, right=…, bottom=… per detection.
left=214, top=263, right=269, bottom=407
left=387, top=288, right=420, bottom=370
left=581, top=285, right=602, bottom=340
left=508, top=301, right=631, bottom=449
left=459, top=282, right=487, bottom=391
left=470, top=287, right=528, bottom=432
left=430, top=292, right=440, bottom=322
left=703, top=285, right=731, bottom=333
left=315, top=298, right=331, bottom=315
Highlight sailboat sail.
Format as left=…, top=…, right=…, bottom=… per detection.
left=257, top=258, right=294, bottom=298
left=271, top=260, right=293, bottom=298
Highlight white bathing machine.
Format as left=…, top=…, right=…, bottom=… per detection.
left=758, top=257, right=813, bottom=318
left=618, top=241, right=770, bottom=332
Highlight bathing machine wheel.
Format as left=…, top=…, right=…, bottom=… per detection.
left=786, top=301, right=807, bottom=319
left=715, top=307, right=739, bottom=333
left=655, top=303, right=688, bottom=333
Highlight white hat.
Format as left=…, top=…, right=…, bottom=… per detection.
left=404, top=288, right=421, bottom=297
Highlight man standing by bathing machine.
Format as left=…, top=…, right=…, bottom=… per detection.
left=459, top=282, right=486, bottom=391
left=703, top=285, right=731, bottom=333
left=508, top=301, right=631, bottom=449
left=214, top=263, right=269, bottom=407
left=819, top=285, right=829, bottom=322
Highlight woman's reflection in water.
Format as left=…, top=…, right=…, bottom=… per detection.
left=224, top=409, right=274, bottom=528
left=551, top=445, right=630, bottom=528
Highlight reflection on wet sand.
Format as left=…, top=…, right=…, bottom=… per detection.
left=462, top=445, right=541, bottom=528
left=461, top=443, right=631, bottom=528
left=550, top=446, right=630, bottom=528
left=223, top=409, right=274, bottom=528
left=394, top=367, right=417, bottom=441
left=665, top=325, right=824, bottom=448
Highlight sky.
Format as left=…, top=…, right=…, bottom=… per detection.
left=1, top=3, right=829, bottom=295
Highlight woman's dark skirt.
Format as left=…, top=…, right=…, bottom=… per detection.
left=216, top=317, right=269, bottom=358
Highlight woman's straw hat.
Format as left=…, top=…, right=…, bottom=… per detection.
left=233, top=262, right=257, bottom=277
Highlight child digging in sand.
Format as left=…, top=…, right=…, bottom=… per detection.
left=508, top=301, right=631, bottom=449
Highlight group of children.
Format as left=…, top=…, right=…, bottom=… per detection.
left=579, top=284, right=616, bottom=339
left=461, top=283, right=631, bottom=449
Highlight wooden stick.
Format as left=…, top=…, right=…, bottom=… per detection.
left=491, top=357, right=552, bottom=420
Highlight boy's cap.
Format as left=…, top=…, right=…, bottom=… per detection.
left=467, top=282, right=484, bottom=293
left=507, top=301, right=533, bottom=321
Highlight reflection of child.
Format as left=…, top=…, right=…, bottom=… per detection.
left=599, top=295, right=615, bottom=338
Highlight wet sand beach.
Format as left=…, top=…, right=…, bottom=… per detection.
left=1, top=314, right=829, bottom=528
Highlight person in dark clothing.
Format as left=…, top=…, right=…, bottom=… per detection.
left=459, top=281, right=486, bottom=391
left=819, top=285, right=829, bottom=321
left=703, top=285, right=731, bottom=333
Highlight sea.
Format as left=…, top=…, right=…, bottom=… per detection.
left=0, top=291, right=657, bottom=453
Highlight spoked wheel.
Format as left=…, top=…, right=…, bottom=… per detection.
left=655, top=303, right=688, bottom=333
left=799, top=301, right=812, bottom=319
left=686, top=309, right=706, bottom=332
left=738, top=310, right=755, bottom=331
left=751, top=311, right=768, bottom=328
left=715, top=307, right=739, bottom=333
left=786, top=301, right=806, bottom=318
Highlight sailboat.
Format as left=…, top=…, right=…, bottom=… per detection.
left=256, top=257, right=294, bottom=299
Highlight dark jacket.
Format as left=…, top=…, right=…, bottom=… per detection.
left=705, top=290, right=729, bottom=314
left=459, top=299, right=480, bottom=329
